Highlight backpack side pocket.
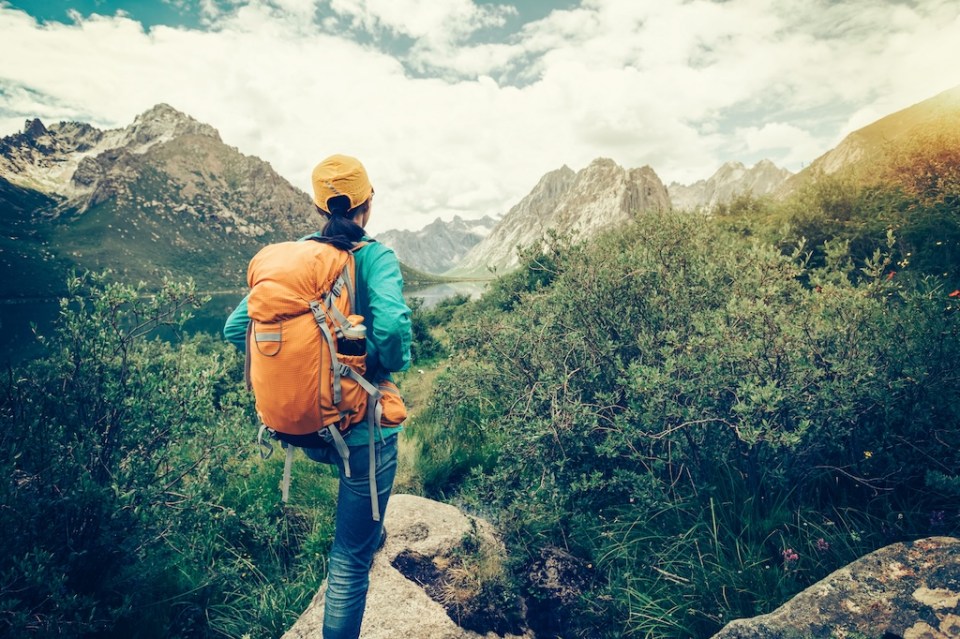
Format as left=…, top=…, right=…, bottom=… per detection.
left=378, top=380, right=408, bottom=426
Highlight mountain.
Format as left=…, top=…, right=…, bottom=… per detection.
left=377, top=214, right=498, bottom=274
left=668, top=159, right=792, bottom=211
left=0, top=104, right=322, bottom=297
left=447, top=159, right=670, bottom=276
left=777, top=85, right=960, bottom=197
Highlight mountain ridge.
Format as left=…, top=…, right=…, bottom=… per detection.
left=669, top=159, right=792, bottom=211
left=377, top=214, right=498, bottom=274
left=448, top=158, right=670, bottom=277
left=0, top=104, right=321, bottom=297
left=778, top=85, right=960, bottom=197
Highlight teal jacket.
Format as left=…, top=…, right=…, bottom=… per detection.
left=223, top=234, right=412, bottom=446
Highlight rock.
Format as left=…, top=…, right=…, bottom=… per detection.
left=281, top=494, right=533, bottom=639
left=712, top=536, right=960, bottom=639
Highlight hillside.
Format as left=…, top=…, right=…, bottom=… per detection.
left=778, top=85, right=960, bottom=196
left=377, top=215, right=498, bottom=274
left=0, top=105, right=318, bottom=297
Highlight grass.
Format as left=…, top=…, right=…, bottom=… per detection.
left=393, top=361, right=449, bottom=495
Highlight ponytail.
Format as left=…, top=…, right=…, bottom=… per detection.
left=317, top=195, right=368, bottom=250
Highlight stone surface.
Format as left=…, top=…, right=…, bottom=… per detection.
left=281, top=494, right=533, bottom=639
left=712, top=537, right=960, bottom=639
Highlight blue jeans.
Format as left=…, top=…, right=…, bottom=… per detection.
left=303, top=434, right=398, bottom=639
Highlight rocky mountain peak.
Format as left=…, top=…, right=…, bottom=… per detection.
left=534, top=165, right=576, bottom=197
left=586, top=157, right=617, bottom=170
left=669, top=159, right=791, bottom=211
left=0, top=104, right=226, bottom=199
left=448, top=158, right=669, bottom=276
left=377, top=213, right=499, bottom=274
left=125, top=103, right=221, bottom=148
left=0, top=106, right=320, bottom=297
left=24, top=118, right=48, bottom=140
left=777, top=84, right=960, bottom=197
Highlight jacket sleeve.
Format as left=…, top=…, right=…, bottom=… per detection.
left=223, top=294, right=250, bottom=352
left=362, top=244, right=412, bottom=375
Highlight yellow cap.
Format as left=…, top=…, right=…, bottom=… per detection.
left=311, top=154, right=373, bottom=213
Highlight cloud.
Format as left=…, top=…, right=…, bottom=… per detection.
left=737, top=122, right=822, bottom=168
left=1, top=0, right=960, bottom=232
left=329, top=0, right=516, bottom=44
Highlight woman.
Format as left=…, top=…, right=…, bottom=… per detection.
left=223, top=154, right=412, bottom=639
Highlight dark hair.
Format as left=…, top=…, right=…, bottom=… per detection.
left=317, top=195, right=370, bottom=249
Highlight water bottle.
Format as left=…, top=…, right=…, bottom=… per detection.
left=338, top=314, right=367, bottom=356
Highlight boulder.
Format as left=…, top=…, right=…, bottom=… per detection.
left=282, top=494, right=532, bottom=639
left=713, top=536, right=960, bottom=639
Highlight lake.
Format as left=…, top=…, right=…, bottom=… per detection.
left=0, top=280, right=488, bottom=365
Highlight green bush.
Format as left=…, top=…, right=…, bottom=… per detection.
left=408, top=296, right=446, bottom=364
left=739, top=174, right=960, bottom=292
left=0, top=273, right=337, bottom=638
left=416, top=211, right=960, bottom=638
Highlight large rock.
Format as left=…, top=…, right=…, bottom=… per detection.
left=282, top=494, right=532, bottom=639
left=713, top=537, right=960, bottom=639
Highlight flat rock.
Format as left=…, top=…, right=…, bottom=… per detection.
left=713, top=537, right=960, bottom=639
left=282, top=494, right=532, bottom=639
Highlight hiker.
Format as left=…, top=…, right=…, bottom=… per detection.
left=223, top=154, right=412, bottom=639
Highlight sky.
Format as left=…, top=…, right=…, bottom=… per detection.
left=1, top=0, right=959, bottom=233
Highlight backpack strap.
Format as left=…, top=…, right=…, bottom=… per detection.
left=322, top=247, right=361, bottom=336
left=282, top=443, right=294, bottom=503
left=310, top=300, right=343, bottom=404
left=324, top=424, right=352, bottom=478
left=324, top=273, right=355, bottom=336
left=244, top=322, right=254, bottom=391
left=338, top=365, right=384, bottom=521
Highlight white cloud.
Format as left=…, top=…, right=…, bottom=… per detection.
left=1, top=0, right=960, bottom=232
left=329, top=0, right=515, bottom=44
left=737, top=122, right=822, bottom=168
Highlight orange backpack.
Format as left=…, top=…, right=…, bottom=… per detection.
left=245, top=238, right=389, bottom=519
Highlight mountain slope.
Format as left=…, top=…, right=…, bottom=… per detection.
left=669, top=159, right=791, bottom=211
left=448, top=159, right=670, bottom=276
left=778, top=85, right=960, bottom=197
left=377, top=215, right=498, bottom=274
left=0, top=105, right=323, bottom=297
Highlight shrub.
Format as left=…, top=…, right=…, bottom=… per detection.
left=419, top=211, right=960, bottom=638
left=0, top=273, right=337, bottom=638
left=408, top=296, right=447, bottom=364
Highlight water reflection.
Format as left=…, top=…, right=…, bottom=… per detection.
left=404, top=280, right=489, bottom=308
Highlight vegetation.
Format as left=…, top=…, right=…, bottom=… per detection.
left=718, top=129, right=960, bottom=289
left=409, top=175, right=959, bottom=637
left=0, top=274, right=338, bottom=638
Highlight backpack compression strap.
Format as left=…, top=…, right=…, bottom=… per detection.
left=309, top=300, right=343, bottom=404
left=338, top=365, right=384, bottom=521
